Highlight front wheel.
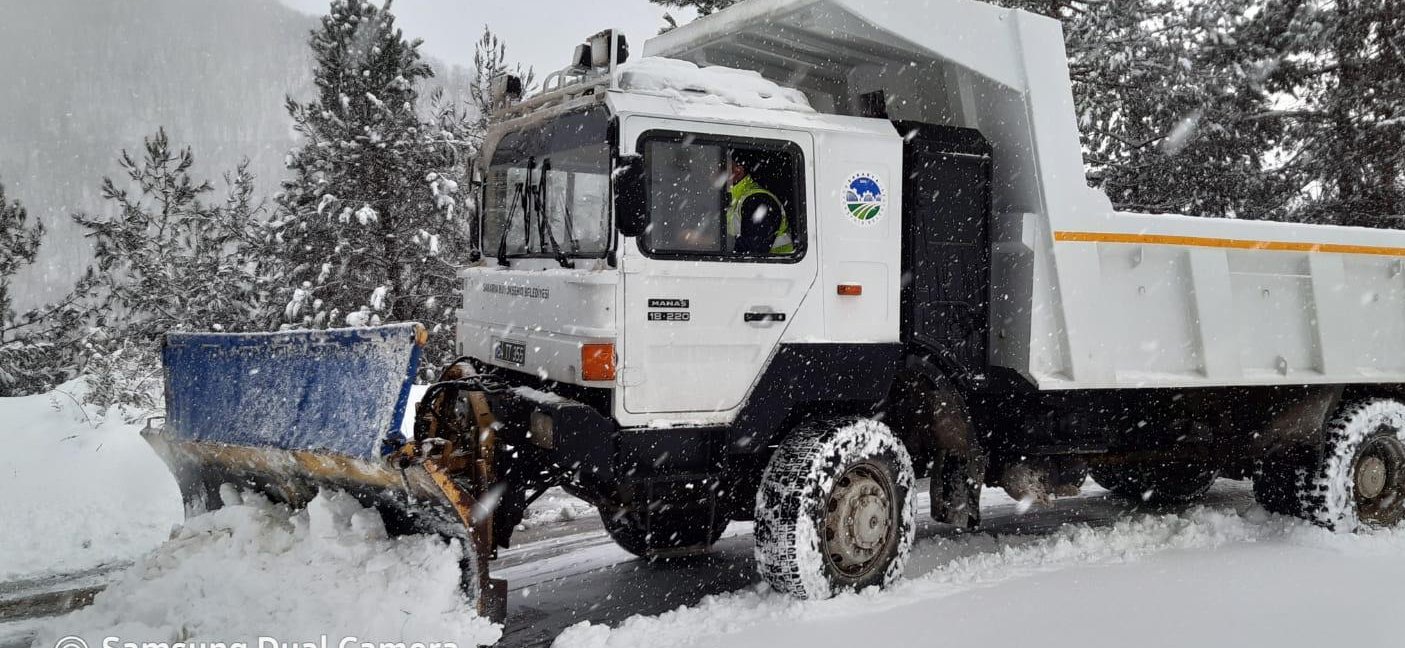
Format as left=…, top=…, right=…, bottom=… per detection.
left=754, top=418, right=915, bottom=599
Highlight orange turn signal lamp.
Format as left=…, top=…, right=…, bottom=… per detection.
left=837, top=283, right=863, bottom=296
left=582, top=343, right=617, bottom=381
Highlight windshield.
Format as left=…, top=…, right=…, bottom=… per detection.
left=482, top=106, right=611, bottom=260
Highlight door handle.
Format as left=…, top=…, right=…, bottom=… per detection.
left=743, top=311, right=787, bottom=324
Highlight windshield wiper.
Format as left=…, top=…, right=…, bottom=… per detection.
left=536, top=158, right=573, bottom=269
left=522, top=157, right=536, bottom=258
left=557, top=183, right=581, bottom=256
left=495, top=157, right=575, bottom=269
left=546, top=160, right=581, bottom=256
left=496, top=182, right=524, bottom=267
left=497, top=157, right=544, bottom=267
left=561, top=200, right=580, bottom=255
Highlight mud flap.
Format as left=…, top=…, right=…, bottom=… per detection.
left=144, top=324, right=506, bottom=622
left=932, top=449, right=986, bottom=530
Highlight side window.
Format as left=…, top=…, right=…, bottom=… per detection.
left=639, top=134, right=804, bottom=261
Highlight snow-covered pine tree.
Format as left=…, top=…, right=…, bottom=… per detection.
left=652, top=0, right=1289, bottom=218
left=0, top=179, right=57, bottom=396
left=421, top=92, right=479, bottom=261
left=73, top=129, right=277, bottom=410
left=0, top=179, right=93, bottom=396
left=0, top=180, right=42, bottom=330
left=989, top=0, right=1290, bottom=219
left=452, top=25, right=536, bottom=250
left=1261, top=0, right=1405, bottom=226
left=470, top=26, right=535, bottom=137
left=75, top=130, right=275, bottom=338
left=276, top=0, right=470, bottom=353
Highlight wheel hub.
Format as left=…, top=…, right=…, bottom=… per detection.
left=1357, top=455, right=1388, bottom=500
left=1353, top=433, right=1405, bottom=526
left=824, top=465, right=893, bottom=576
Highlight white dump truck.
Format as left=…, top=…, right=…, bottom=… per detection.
left=145, top=0, right=1405, bottom=622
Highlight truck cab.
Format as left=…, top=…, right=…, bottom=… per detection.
left=460, top=65, right=923, bottom=423
left=452, top=14, right=1005, bottom=585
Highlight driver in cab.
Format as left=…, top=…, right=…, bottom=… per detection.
left=726, top=154, right=793, bottom=255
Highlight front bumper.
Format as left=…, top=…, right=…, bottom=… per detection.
left=493, top=387, right=618, bottom=484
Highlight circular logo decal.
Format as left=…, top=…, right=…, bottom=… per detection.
left=843, top=172, right=885, bottom=226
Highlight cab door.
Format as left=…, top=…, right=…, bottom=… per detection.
left=618, top=120, right=818, bottom=416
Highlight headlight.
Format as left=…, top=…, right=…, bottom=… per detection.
left=529, top=410, right=556, bottom=450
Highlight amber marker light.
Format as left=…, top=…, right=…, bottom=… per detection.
left=837, top=283, right=863, bottom=296
left=581, top=343, right=617, bottom=381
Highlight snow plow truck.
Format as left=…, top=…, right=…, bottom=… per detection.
left=146, top=0, right=1405, bottom=624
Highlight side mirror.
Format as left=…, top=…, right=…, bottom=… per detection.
left=614, top=153, right=648, bottom=238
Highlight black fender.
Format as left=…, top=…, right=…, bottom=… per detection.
left=728, top=343, right=904, bottom=453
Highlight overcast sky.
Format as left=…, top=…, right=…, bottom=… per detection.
left=277, top=0, right=697, bottom=78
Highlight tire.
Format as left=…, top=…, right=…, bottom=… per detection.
left=1297, top=398, right=1405, bottom=532
left=1092, top=461, right=1219, bottom=505
left=754, top=417, right=916, bottom=599
left=599, top=505, right=728, bottom=558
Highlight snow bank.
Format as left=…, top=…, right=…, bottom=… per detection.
left=616, top=58, right=814, bottom=113
left=516, top=488, right=597, bottom=531
left=554, top=505, right=1405, bottom=648
left=0, top=381, right=182, bottom=581
left=32, top=490, right=500, bottom=647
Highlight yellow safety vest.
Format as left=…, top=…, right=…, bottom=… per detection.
left=727, top=176, right=793, bottom=254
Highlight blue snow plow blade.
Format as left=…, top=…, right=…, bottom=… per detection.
left=142, top=323, right=465, bottom=537
left=161, top=323, right=424, bottom=462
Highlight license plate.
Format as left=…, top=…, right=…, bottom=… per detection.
left=493, top=339, right=526, bottom=365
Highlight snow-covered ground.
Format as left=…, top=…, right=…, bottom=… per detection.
left=555, top=499, right=1405, bottom=648
left=0, top=383, right=181, bottom=582
left=515, top=490, right=597, bottom=532
left=0, top=382, right=570, bottom=647
left=8, top=383, right=1405, bottom=648
left=29, top=489, right=501, bottom=648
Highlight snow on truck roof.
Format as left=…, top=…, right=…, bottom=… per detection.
left=607, top=56, right=898, bottom=137
left=616, top=57, right=815, bottom=113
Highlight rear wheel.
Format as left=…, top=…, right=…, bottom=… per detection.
left=754, top=417, right=915, bottom=599
left=1093, top=461, right=1218, bottom=505
left=599, top=505, right=728, bottom=559
left=1296, top=398, right=1405, bottom=531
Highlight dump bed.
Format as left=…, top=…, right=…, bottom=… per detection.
left=1019, top=210, right=1405, bottom=388
left=648, top=0, right=1405, bottom=390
